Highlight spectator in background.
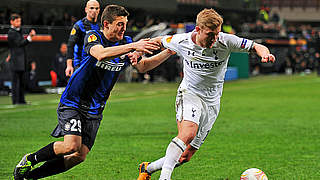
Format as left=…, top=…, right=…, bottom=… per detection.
left=222, top=20, right=235, bottom=34
left=26, top=60, right=45, bottom=93
left=270, top=10, right=280, bottom=23
left=259, top=6, right=269, bottom=23
left=65, top=0, right=101, bottom=77
left=62, top=12, right=72, bottom=26
left=51, top=42, right=68, bottom=87
left=7, top=13, right=36, bottom=105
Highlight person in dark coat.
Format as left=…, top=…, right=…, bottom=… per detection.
left=7, top=13, right=36, bottom=104
left=51, top=42, right=68, bottom=87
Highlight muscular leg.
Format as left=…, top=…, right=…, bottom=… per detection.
left=176, top=120, right=198, bottom=145
left=179, top=144, right=197, bottom=164
left=26, top=134, right=82, bottom=166
left=159, top=120, right=198, bottom=180
left=53, top=135, right=82, bottom=156
left=64, top=144, right=90, bottom=170
left=26, top=137, right=89, bottom=179
left=147, top=144, right=198, bottom=174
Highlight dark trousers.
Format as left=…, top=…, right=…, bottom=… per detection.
left=11, top=70, right=26, bottom=104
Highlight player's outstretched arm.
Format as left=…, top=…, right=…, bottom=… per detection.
left=90, top=38, right=160, bottom=61
left=252, top=42, right=276, bottom=63
left=130, top=49, right=174, bottom=73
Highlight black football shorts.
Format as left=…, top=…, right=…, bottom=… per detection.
left=51, top=103, right=102, bottom=150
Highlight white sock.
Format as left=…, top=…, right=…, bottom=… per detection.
left=147, top=157, right=183, bottom=174
left=159, top=137, right=186, bottom=180
left=147, top=157, right=165, bottom=174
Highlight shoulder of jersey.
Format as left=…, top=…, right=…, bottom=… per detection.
left=70, top=20, right=82, bottom=35
left=216, top=32, right=230, bottom=47
left=87, top=30, right=100, bottom=43
left=165, top=33, right=188, bottom=44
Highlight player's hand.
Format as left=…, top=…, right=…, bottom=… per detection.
left=65, top=65, right=74, bottom=77
left=261, top=54, right=275, bottom=63
left=29, top=29, right=36, bottom=37
left=128, top=52, right=139, bottom=66
left=133, top=38, right=160, bottom=54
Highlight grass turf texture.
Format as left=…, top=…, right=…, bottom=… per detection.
left=0, top=74, right=319, bottom=179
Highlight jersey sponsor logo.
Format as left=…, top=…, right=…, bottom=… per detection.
left=70, top=28, right=76, bottom=35
left=88, top=34, right=97, bottom=43
left=96, top=60, right=125, bottom=71
left=241, top=39, right=247, bottom=49
left=166, top=36, right=173, bottom=43
left=185, top=59, right=225, bottom=69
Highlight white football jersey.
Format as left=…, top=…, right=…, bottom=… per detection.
left=161, top=31, right=253, bottom=104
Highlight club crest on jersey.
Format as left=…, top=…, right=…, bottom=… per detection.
left=70, top=28, right=76, bottom=35
left=88, top=34, right=97, bottom=43
left=166, top=36, right=173, bottom=43
left=96, top=60, right=125, bottom=71
left=65, top=122, right=71, bottom=131
left=192, top=108, right=196, bottom=118
left=241, top=39, right=247, bottom=49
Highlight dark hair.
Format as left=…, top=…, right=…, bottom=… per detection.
left=10, top=13, right=21, bottom=21
left=101, top=5, right=129, bottom=25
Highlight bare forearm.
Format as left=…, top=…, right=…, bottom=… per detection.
left=253, top=43, right=270, bottom=58
left=90, top=44, right=134, bottom=61
left=252, top=42, right=276, bottom=63
left=134, top=49, right=172, bottom=73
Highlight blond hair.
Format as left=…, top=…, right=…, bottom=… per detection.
left=196, top=8, right=223, bottom=30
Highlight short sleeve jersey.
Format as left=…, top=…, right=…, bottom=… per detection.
left=60, top=30, right=132, bottom=115
left=161, top=31, right=253, bottom=104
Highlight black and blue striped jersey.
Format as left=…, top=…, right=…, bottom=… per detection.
left=67, top=18, right=101, bottom=67
left=61, top=30, right=132, bottom=115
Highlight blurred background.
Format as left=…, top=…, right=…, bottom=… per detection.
left=0, top=0, right=319, bottom=94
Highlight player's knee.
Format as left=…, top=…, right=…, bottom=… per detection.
left=184, top=132, right=197, bottom=144
left=64, top=143, right=81, bottom=154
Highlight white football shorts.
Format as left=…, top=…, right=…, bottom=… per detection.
left=175, top=88, right=220, bottom=149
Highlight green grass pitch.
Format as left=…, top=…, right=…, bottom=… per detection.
left=0, top=74, right=319, bottom=179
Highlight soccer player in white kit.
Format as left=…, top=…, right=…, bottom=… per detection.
left=135, top=8, right=275, bottom=180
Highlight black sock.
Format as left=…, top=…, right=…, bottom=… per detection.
left=25, top=156, right=66, bottom=179
left=27, top=142, right=58, bottom=166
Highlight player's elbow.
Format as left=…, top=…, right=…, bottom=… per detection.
left=93, top=52, right=108, bottom=61
left=95, top=55, right=104, bottom=61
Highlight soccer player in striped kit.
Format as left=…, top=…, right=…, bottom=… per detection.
left=65, top=0, right=101, bottom=77
left=13, top=5, right=173, bottom=180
